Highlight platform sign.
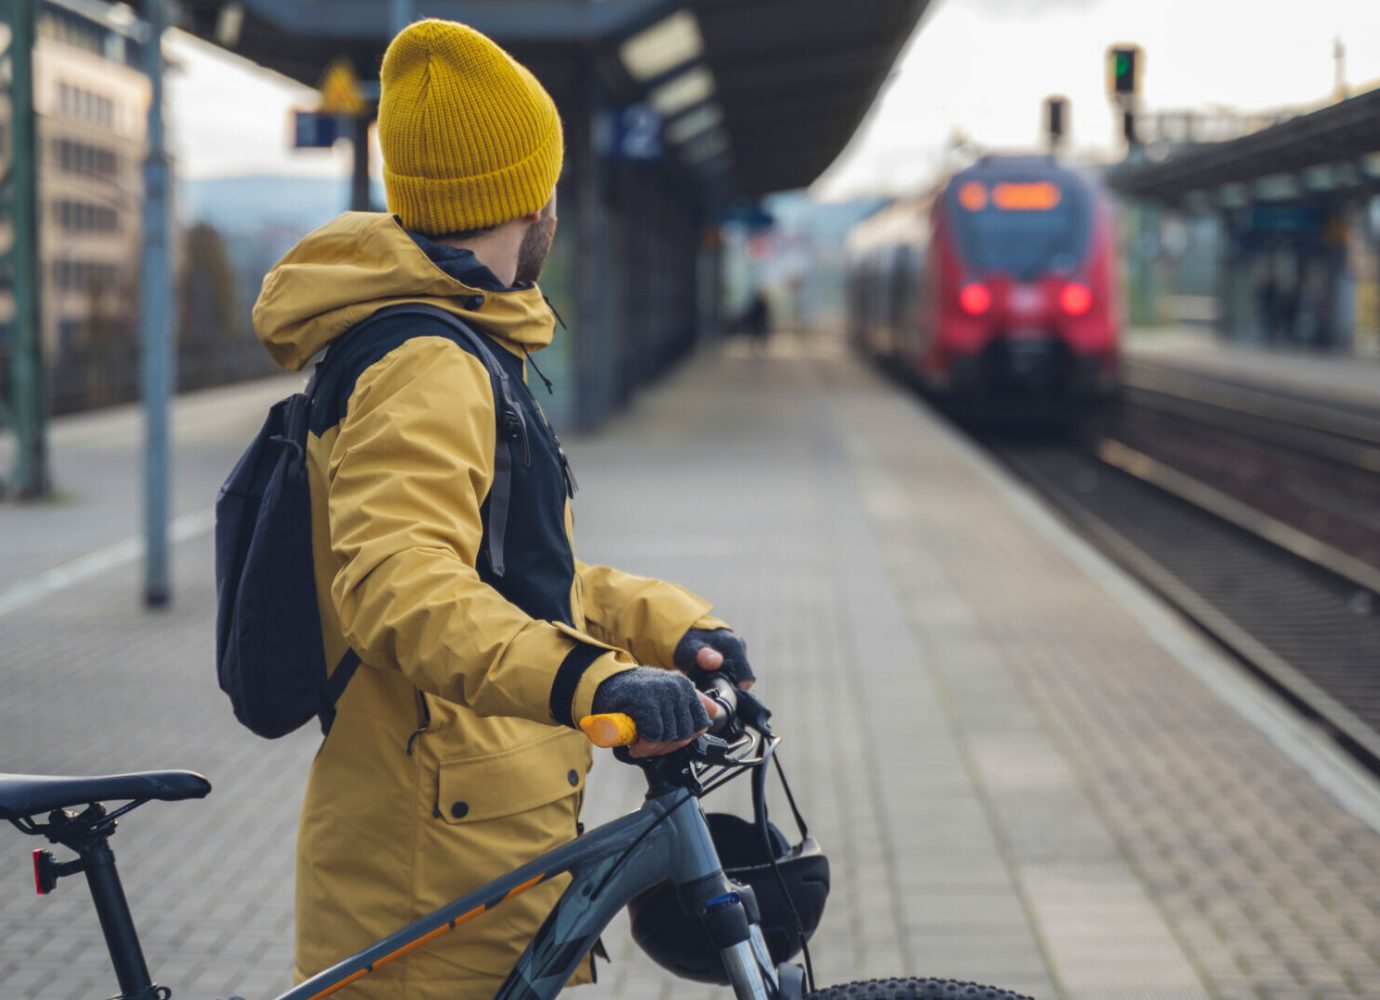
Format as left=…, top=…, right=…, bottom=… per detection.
left=319, top=58, right=365, bottom=116
left=1249, top=206, right=1321, bottom=233
left=719, top=201, right=775, bottom=232
left=608, top=104, right=663, bottom=162
left=294, top=110, right=341, bottom=149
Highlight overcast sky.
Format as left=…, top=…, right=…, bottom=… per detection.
left=166, top=0, right=1380, bottom=199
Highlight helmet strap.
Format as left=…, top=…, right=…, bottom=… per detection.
left=773, top=754, right=810, bottom=840
left=751, top=756, right=816, bottom=991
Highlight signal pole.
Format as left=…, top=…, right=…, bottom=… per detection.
left=2, top=0, right=50, bottom=499
left=1108, top=44, right=1158, bottom=327
left=141, top=0, right=173, bottom=606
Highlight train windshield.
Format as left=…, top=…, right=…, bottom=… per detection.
left=946, top=174, right=1092, bottom=280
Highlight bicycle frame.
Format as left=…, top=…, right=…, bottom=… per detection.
left=53, top=781, right=777, bottom=1000
left=280, top=783, right=776, bottom=1000
left=14, top=686, right=788, bottom=1000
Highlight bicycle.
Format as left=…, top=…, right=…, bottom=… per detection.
left=3, top=679, right=1032, bottom=1000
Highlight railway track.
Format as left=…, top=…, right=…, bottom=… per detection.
left=1122, top=360, right=1380, bottom=473
left=974, top=368, right=1380, bottom=772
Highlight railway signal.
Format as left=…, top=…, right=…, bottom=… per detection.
left=1108, top=45, right=1141, bottom=97
left=1044, top=96, right=1067, bottom=153
left=1107, top=44, right=1144, bottom=154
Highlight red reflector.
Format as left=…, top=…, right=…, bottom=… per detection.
left=33, top=850, right=47, bottom=895
left=959, top=283, right=991, bottom=316
left=1060, top=282, right=1092, bottom=316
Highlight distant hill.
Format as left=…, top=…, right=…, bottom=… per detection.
left=178, top=174, right=386, bottom=236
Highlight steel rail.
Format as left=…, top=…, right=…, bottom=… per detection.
left=1122, top=362, right=1380, bottom=473
left=1096, top=437, right=1380, bottom=596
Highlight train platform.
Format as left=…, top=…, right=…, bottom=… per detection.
left=1125, top=327, right=1380, bottom=411
left=3, top=331, right=1380, bottom=1000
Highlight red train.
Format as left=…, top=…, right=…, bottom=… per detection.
left=847, top=155, right=1120, bottom=404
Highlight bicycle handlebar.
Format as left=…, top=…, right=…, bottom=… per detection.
left=578, top=677, right=744, bottom=748
left=579, top=713, right=638, bottom=748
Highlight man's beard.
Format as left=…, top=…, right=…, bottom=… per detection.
left=514, top=214, right=557, bottom=286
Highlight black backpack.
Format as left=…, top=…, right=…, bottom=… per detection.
left=214, top=304, right=529, bottom=739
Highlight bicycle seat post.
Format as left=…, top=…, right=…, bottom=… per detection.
left=83, top=836, right=160, bottom=999
left=44, top=805, right=162, bottom=1000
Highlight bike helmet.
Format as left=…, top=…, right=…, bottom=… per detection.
left=628, top=763, right=830, bottom=984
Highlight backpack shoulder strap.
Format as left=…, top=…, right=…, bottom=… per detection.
left=310, top=302, right=528, bottom=579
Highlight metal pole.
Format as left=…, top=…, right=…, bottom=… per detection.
left=9, top=0, right=50, bottom=498
left=140, top=0, right=172, bottom=606
left=388, top=0, right=415, bottom=37
left=349, top=113, right=371, bottom=211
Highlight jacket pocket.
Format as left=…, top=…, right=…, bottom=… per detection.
left=416, top=731, right=590, bottom=981
left=437, top=729, right=587, bottom=825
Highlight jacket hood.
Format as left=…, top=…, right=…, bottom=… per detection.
left=252, top=212, right=557, bottom=371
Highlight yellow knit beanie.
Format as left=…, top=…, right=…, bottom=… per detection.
left=379, top=19, right=564, bottom=236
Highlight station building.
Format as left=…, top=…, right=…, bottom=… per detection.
left=0, top=0, right=151, bottom=409
left=1110, top=86, right=1380, bottom=356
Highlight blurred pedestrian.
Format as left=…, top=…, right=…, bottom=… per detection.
left=250, top=19, right=755, bottom=999
left=741, top=289, right=773, bottom=353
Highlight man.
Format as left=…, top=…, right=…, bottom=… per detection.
left=250, top=18, right=754, bottom=1000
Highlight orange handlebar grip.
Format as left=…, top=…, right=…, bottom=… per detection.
left=579, top=713, right=638, bottom=748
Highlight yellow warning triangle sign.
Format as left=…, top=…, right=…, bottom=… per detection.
left=319, top=58, right=365, bottom=115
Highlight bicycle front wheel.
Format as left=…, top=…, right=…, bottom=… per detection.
left=808, top=978, right=1034, bottom=999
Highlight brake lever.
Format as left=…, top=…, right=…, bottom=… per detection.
left=732, top=687, right=773, bottom=735
left=696, top=733, right=739, bottom=766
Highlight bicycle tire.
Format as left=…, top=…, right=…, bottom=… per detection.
left=807, top=977, right=1035, bottom=1000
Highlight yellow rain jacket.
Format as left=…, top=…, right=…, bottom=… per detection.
left=251, top=212, right=726, bottom=999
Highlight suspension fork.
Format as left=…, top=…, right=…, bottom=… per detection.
left=663, top=795, right=778, bottom=999
left=676, top=876, right=776, bottom=999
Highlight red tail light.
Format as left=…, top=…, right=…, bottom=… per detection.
left=958, top=283, right=991, bottom=317
left=1060, top=282, right=1092, bottom=317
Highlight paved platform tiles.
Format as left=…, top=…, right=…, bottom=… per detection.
left=1125, top=327, right=1380, bottom=409
left=1, top=331, right=1378, bottom=999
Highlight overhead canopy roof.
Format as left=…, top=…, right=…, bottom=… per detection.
left=177, top=0, right=930, bottom=197
left=1109, top=86, right=1380, bottom=202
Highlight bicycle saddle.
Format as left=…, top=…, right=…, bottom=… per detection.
left=0, top=771, right=211, bottom=821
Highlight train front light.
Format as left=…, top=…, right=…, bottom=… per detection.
left=959, top=282, right=991, bottom=317
left=1059, top=282, right=1092, bottom=317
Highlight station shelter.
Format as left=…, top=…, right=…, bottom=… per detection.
left=178, top=0, right=929, bottom=428
left=1109, top=86, right=1380, bottom=356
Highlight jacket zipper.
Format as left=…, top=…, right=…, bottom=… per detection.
left=405, top=689, right=431, bottom=757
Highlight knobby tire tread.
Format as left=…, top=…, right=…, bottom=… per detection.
left=806, top=976, right=1035, bottom=1000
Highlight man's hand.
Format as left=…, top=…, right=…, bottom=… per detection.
left=591, top=668, right=719, bottom=758
left=674, top=629, right=755, bottom=690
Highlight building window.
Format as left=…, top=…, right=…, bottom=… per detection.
left=55, top=81, right=118, bottom=130
left=55, top=258, right=120, bottom=291
left=54, top=199, right=120, bottom=234
left=52, top=139, right=119, bottom=178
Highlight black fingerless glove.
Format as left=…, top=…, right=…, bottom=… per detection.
left=592, top=668, right=710, bottom=743
left=674, top=628, right=756, bottom=687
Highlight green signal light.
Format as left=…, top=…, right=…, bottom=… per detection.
left=1116, top=54, right=1130, bottom=74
